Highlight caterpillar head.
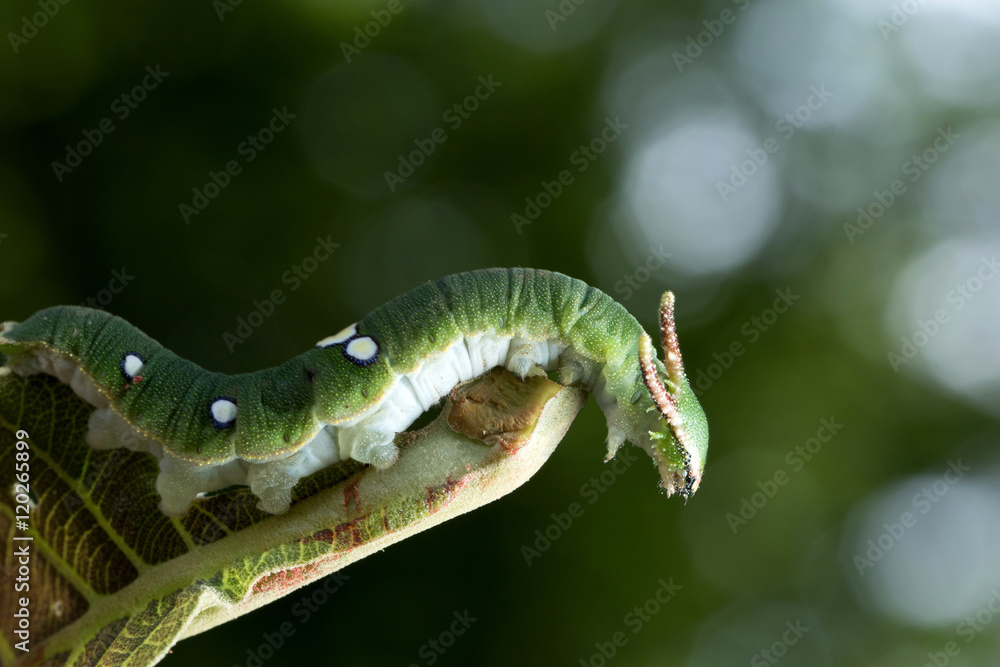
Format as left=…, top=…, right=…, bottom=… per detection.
left=638, top=292, right=708, bottom=500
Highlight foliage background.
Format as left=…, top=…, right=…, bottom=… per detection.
left=2, top=0, right=1000, bottom=664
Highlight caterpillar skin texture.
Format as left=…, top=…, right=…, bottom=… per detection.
left=0, top=268, right=708, bottom=516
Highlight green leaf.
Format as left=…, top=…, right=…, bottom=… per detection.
left=0, top=367, right=586, bottom=666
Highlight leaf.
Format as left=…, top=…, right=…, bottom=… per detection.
left=0, top=367, right=586, bottom=667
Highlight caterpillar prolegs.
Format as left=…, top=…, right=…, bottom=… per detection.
left=0, top=268, right=709, bottom=516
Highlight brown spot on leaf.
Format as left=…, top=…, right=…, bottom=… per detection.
left=447, top=367, right=563, bottom=452
left=306, top=528, right=335, bottom=545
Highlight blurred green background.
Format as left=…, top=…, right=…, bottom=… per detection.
left=3, top=0, right=1000, bottom=664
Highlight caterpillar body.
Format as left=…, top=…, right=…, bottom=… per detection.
left=0, top=268, right=708, bottom=516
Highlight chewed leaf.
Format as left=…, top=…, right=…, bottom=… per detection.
left=0, top=367, right=586, bottom=667
left=447, top=367, right=564, bottom=451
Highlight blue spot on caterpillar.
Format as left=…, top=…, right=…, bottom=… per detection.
left=0, top=268, right=708, bottom=516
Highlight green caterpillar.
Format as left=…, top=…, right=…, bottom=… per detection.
left=0, top=268, right=708, bottom=515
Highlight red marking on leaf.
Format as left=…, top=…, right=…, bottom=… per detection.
left=252, top=562, right=325, bottom=595
left=308, top=528, right=336, bottom=545
left=424, top=477, right=464, bottom=513
left=333, top=517, right=368, bottom=548
left=300, top=516, right=372, bottom=550
left=342, top=478, right=361, bottom=513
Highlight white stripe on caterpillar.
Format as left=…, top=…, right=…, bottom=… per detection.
left=316, top=323, right=357, bottom=348
left=17, top=329, right=603, bottom=515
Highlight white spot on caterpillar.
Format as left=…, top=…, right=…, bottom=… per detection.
left=316, top=323, right=357, bottom=348
left=120, top=353, right=145, bottom=381
left=345, top=336, right=378, bottom=365
left=210, top=398, right=237, bottom=429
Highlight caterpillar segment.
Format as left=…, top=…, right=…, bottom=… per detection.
left=0, top=268, right=709, bottom=516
